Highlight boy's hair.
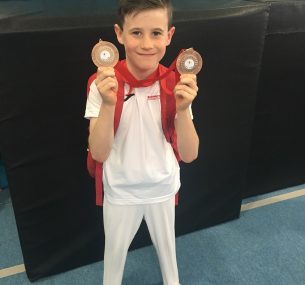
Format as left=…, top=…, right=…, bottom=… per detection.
left=117, top=0, right=173, bottom=29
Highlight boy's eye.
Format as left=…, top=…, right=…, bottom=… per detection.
left=132, top=31, right=141, bottom=36
left=152, top=31, right=162, bottom=37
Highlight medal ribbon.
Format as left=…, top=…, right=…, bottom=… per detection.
left=114, top=49, right=185, bottom=96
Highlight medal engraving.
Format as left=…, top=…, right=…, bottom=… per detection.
left=176, top=48, right=203, bottom=75
left=91, top=40, right=119, bottom=68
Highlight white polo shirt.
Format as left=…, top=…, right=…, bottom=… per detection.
left=85, top=80, right=180, bottom=205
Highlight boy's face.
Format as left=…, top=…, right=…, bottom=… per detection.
left=115, top=8, right=175, bottom=79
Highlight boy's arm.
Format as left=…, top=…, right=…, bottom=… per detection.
left=88, top=67, right=118, bottom=162
left=89, top=104, right=115, bottom=162
left=174, top=74, right=199, bottom=163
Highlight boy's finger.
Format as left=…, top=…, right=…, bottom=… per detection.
left=96, top=67, right=116, bottom=82
left=176, top=81, right=198, bottom=93
left=97, top=77, right=118, bottom=91
left=180, top=74, right=197, bottom=81
left=179, top=75, right=198, bottom=89
left=174, top=84, right=197, bottom=99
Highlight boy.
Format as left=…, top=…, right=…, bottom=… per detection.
left=85, top=0, right=199, bottom=284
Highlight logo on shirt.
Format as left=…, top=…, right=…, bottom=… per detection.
left=124, top=94, right=135, bottom=102
left=147, top=95, right=160, bottom=101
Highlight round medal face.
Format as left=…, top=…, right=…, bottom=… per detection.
left=176, top=48, right=203, bottom=75
left=91, top=40, right=119, bottom=68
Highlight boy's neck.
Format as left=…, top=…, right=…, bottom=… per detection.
left=116, top=60, right=161, bottom=90
left=125, top=60, right=159, bottom=80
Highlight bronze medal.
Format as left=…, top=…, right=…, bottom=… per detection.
left=91, top=40, right=119, bottom=68
left=176, top=48, right=203, bottom=75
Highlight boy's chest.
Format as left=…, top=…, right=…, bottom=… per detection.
left=119, top=82, right=162, bottom=130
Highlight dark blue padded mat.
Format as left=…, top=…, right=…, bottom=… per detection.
left=0, top=0, right=265, bottom=33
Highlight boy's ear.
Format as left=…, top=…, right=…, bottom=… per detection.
left=114, top=24, right=124, bottom=45
left=166, top=26, right=175, bottom=46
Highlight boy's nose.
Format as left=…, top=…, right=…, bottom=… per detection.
left=140, top=36, right=153, bottom=49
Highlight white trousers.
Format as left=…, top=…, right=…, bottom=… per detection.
left=103, top=196, right=180, bottom=285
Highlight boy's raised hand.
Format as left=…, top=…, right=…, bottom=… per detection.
left=95, top=66, right=118, bottom=106
left=174, top=74, right=198, bottom=112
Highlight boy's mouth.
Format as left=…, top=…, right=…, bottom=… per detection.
left=137, top=53, right=156, bottom=56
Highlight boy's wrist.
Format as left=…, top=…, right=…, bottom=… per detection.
left=176, top=108, right=191, bottom=119
left=102, top=101, right=116, bottom=108
left=99, top=103, right=116, bottom=117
